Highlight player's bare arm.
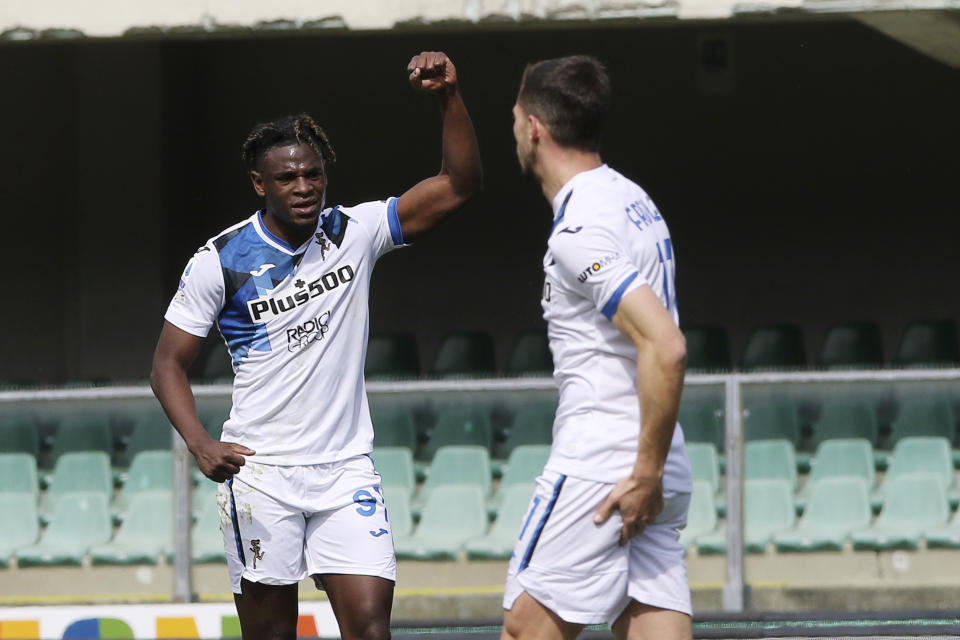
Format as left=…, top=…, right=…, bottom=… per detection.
left=396, top=51, right=482, bottom=242
left=594, top=285, right=687, bottom=544
left=150, top=321, right=255, bottom=482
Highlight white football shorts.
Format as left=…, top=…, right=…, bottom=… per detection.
left=217, top=454, right=397, bottom=594
left=503, top=470, right=692, bottom=625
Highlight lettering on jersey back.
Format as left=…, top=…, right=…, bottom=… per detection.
left=625, top=197, right=663, bottom=231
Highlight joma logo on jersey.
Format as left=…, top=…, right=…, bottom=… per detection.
left=247, top=264, right=355, bottom=322
left=287, top=311, right=332, bottom=352
left=577, top=254, right=619, bottom=283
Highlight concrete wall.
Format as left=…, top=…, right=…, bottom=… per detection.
left=1, top=19, right=958, bottom=384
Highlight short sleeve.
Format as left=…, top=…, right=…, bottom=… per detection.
left=334, top=197, right=405, bottom=260
left=550, top=223, right=648, bottom=321
left=164, top=244, right=225, bottom=337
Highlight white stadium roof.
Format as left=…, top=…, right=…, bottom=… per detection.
left=1, top=0, right=958, bottom=65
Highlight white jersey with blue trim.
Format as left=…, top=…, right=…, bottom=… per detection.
left=541, top=165, right=692, bottom=490
left=165, top=198, right=405, bottom=465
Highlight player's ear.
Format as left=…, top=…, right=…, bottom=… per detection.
left=250, top=170, right=266, bottom=197
left=528, top=114, right=543, bottom=143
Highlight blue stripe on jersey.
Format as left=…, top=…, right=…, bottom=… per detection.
left=518, top=474, right=566, bottom=572
left=550, top=191, right=574, bottom=233
left=387, top=197, right=404, bottom=246
left=215, top=222, right=298, bottom=366
left=601, top=271, right=640, bottom=320
left=656, top=244, right=671, bottom=312
left=226, top=478, right=246, bottom=565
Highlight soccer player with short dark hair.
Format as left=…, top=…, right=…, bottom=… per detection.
left=150, top=51, right=481, bottom=640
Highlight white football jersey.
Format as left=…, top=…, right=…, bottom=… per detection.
left=541, top=165, right=692, bottom=491
left=165, top=198, right=404, bottom=465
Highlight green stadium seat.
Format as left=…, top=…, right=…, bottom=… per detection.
left=365, top=333, right=420, bottom=380
left=772, top=477, right=872, bottom=552
left=924, top=510, right=960, bottom=549
left=678, top=394, right=724, bottom=451
left=113, top=451, right=173, bottom=520
left=199, top=407, right=229, bottom=441
left=888, top=396, right=956, bottom=446
left=418, top=446, right=492, bottom=509
left=809, top=401, right=879, bottom=449
left=678, top=480, right=718, bottom=550
left=505, top=331, right=552, bottom=377
left=745, top=440, right=797, bottom=492
left=894, top=320, right=960, bottom=368
left=683, top=325, right=731, bottom=372
left=817, top=323, right=883, bottom=370
left=371, top=405, right=418, bottom=451
left=90, top=490, right=174, bottom=565
left=48, top=415, right=113, bottom=466
left=740, top=324, right=806, bottom=372
left=0, top=493, right=40, bottom=567
left=697, top=478, right=797, bottom=554
left=489, top=445, right=548, bottom=517
left=0, top=414, right=40, bottom=457
left=191, top=496, right=226, bottom=564
left=421, top=406, right=493, bottom=461
left=200, top=340, right=234, bottom=382
left=41, top=452, right=113, bottom=520
left=121, top=411, right=173, bottom=465
left=876, top=437, right=957, bottom=508
left=395, top=485, right=488, bottom=560
left=851, top=472, right=949, bottom=551
left=0, top=453, right=39, bottom=498
left=742, top=398, right=800, bottom=445
left=383, top=486, right=414, bottom=543
left=466, top=483, right=535, bottom=559
left=498, top=406, right=554, bottom=458
left=371, top=447, right=416, bottom=498
left=192, top=478, right=219, bottom=518
left=796, top=438, right=876, bottom=511
left=429, top=331, right=496, bottom=378
left=687, top=442, right=721, bottom=495
left=16, top=492, right=111, bottom=567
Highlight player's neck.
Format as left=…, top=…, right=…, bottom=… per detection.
left=261, top=210, right=315, bottom=249
left=538, top=148, right=603, bottom=203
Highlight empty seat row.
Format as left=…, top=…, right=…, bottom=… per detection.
left=685, top=320, right=960, bottom=372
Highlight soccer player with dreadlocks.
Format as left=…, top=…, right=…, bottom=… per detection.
left=150, top=51, right=481, bottom=640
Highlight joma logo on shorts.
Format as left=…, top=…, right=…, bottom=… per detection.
left=247, top=264, right=355, bottom=322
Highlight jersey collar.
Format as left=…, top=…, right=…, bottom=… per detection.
left=254, top=210, right=314, bottom=255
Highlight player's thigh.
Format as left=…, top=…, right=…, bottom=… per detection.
left=502, top=591, right=583, bottom=640
left=611, top=600, right=692, bottom=640
left=219, top=469, right=309, bottom=594
left=318, top=574, right=393, bottom=640
left=234, top=579, right=299, bottom=640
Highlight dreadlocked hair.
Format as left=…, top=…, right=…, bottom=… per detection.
left=241, top=113, right=337, bottom=171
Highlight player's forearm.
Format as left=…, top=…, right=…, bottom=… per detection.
left=437, top=89, right=482, bottom=201
left=632, top=335, right=686, bottom=481
left=150, top=360, right=214, bottom=455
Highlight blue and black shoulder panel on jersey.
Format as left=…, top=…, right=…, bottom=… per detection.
left=320, top=207, right=352, bottom=248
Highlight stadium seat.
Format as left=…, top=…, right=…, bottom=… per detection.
left=418, top=446, right=492, bottom=508
left=48, top=415, right=113, bottom=467
left=0, top=493, right=39, bottom=567
left=120, top=411, right=172, bottom=466
left=383, top=486, right=414, bottom=543
left=697, top=478, right=797, bottom=554
left=0, top=414, right=40, bottom=457
left=796, top=438, right=876, bottom=511
left=678, top=393, right=724, bottom=451
left=505, top=330, right=552, bottom=377
left=466, top=483, right=535, bottom=560
left=678, top=480, right=718, bottom=550
left=371, top=405, right=418, bottom=451
left=429, top=331, right=496, bottom=378
left=0, top=453, right=39, bottom=498
left=421, top=406, right=493, bottom=461
left=191, top=496, right=226, bottom=564
left=894, top=320, right=960, bottom=368
left=817, top=323, right=883, bottom=370
left=498, top=406, right=554, bottom=458
left=888, top=395, right=956, bottom=446
left=90, top=490, right=174, bottom=565
left=192, top=479, right=219, bottom=518
left=113, top=451, right=173, bottom=520
left=394, top=485, right=488, bottom=560
left=773, top=476, right=872, bottom=552
left=687, top=442, right=721, bottom=496
left=742, top=398, right=800, bottom=445
left=199, top=407, right=229, bottom=441
left=365, top=333, right=420, bottom=379
left=744, top=440, right=798, bottom=491
left=924, top=510, right=960, bottom=549
left=683, top=325, right=731, bottom=372
left=371, top=447, right=416, bottom=498
left=876, top=437, right=956, bottom=507
left=851, top=472, right=949, bottom=551
left=489, top=445, right=549, bottom=516
left=740, top=324, right=806, bottom=371
left=200, top=340, right=234, bottom=382
left=16, top=492, right=111, bottom=567
left=40, top=452, right=113, bottom=520
left=809, top=401, right=879, bottom=449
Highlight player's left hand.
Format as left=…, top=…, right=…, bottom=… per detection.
left=594, top=473, right=665, bottom=545
left=407, top=51, right=457, bottom=94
